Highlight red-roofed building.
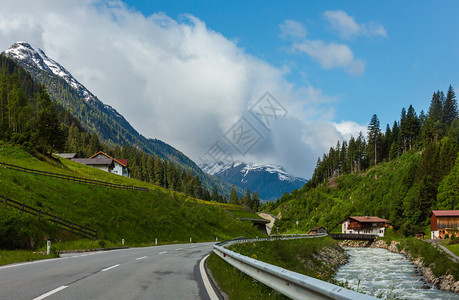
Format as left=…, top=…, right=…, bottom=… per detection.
left=341, top=216, right=389, bottom=237
left=431, top=210, right=459, bottom=239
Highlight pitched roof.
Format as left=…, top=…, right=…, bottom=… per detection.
left=89, top=151, right=128, bottom=168
left=89, top=151, right=111, bottom=159
left=71, top=158, right=113, bottom=166
left=55, top=153, right=77, bottom=159
left=344, top=216, right=389, bottom=223
left=114, top=159, right=128, bottom=167
left=431, top=210, right=459, bottom=217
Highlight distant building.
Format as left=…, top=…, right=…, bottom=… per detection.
left=72, top=151, right=130, bottom=177
left=341, top=216, right=389, bottom=237
left=430, top=210, right=459, bottom=239
left=308, top=227, right=327, bottom=234
left=55, top=153, right=77, bottom=159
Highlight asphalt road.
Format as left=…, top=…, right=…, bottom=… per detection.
left=0, top=242, right=215, bottom=300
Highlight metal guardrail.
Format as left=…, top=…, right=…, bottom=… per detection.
left=0, top=161, right=149, bottom=192
left=213, top=234, right=376, bottom=300
left=2, top=195, right=97, bottom=239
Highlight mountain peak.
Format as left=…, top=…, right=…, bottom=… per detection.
left=201, top=161, right=307, bottom=201
left=3, top=41, right=95, bottom=102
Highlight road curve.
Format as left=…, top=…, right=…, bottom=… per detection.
left=0, top=242, right=215, bottom=299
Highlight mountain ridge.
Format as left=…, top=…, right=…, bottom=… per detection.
left=201, top=161, right=307, bottom=201
left=2, top=41, right=237, bottom=196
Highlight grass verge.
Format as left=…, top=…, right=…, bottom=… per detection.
left=397, top=238, right=459, bottom=279
left=0, top=250, right=57, bottom=266
left=206, top=252, right=288, bottom=299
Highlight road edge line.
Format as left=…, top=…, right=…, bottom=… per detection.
left=200, top=254, right=219, bottom=300
left=32, top=285, right=68, bottom=300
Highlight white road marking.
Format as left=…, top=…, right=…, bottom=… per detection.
left=176, top=248, right=183, bottom=251
left=158, top=251, right=167, bottom=255
left=190, top=246, right=197, bottom=249
left=101, top=264, right=120, bottom=272
left=136, top=256, right=147, bottom=260
left=199, top=255, right=218, bottom=300
left=32, top=285, right=68, bottom=300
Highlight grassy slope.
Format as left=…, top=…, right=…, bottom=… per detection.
left=0, top=142, right=260, bottom=249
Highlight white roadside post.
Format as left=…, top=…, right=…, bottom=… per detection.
left=46, top=239, right=51, bottom=255
left=155, top=238, right=157, bottom=245
left=190, top=237, right=192, bottom=243
left=122, top=238, right=124, bottom=245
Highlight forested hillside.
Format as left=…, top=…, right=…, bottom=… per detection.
left=265, top=87, right=458, bottom=235
left=0, top=55, right=233, bottom=202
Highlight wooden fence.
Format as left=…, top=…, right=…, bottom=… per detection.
left=2, top=195, right=97, bottom=239
left=0, top=161, right=149, bottom=192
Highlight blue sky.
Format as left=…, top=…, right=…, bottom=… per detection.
left=0, top=0, right=457, bottom=178
left=125, top=0, right=458, bottom=128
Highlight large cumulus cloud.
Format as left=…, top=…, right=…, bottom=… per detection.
left=0, top=0, right=365, bottom=178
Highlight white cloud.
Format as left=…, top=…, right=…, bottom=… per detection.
left=324, top=10, right=387, bottom=39
left=332, top=121, right=367, bottom=141
left=0, top=0, right=360, bottom=178
left=279, top=19, right=306, bottom=40
left=293, top=40, right=365, bottom=76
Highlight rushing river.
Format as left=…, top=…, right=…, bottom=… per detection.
left=334, top=247, right=459, bottom=299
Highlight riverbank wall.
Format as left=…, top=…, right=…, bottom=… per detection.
left=339, top=239, right=459, bottom=293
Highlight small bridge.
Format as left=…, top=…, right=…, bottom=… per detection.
left=329, top=233, right=378, bottom=241
left=240, top=218, right=270, bottom=235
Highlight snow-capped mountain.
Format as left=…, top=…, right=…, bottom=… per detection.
left=1, top=41, right=239, bottom=196
left=201, top=161, right=307, bottom=201
left=3, top=42, right=121, bottom=118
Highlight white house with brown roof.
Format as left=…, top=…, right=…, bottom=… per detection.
left=431, top=210, right=459, bottom=239
left=72, top=151, right=130, bottom=177
left=341, top=216, right=389, bottom=237
left=89, top=152, right=130, bottom=178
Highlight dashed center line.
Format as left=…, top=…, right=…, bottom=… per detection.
left=101, top=264, right=120, bottom=272
left=32, top=285, right=68, bottom=300
left=136, top=256, right=147, bottom=260
left=190, top=246, right=197, bottom=249
left=158, top=251, right=167, bottom=255
left=176, top=248, right=183, bottom=251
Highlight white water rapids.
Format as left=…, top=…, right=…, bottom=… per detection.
left=334, top=247, right=459, bottom=299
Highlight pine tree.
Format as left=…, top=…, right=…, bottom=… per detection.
left=367, top=114, right=381, bottom=166
left=443, top=85, right=458, bottom=127
left=211, top=185, right=219, bottom=202
left=229, top=186, right=239, bottom=204
left=251, top=191, right=260, bottom=211
left=242, top=187, right=251, bottom=207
